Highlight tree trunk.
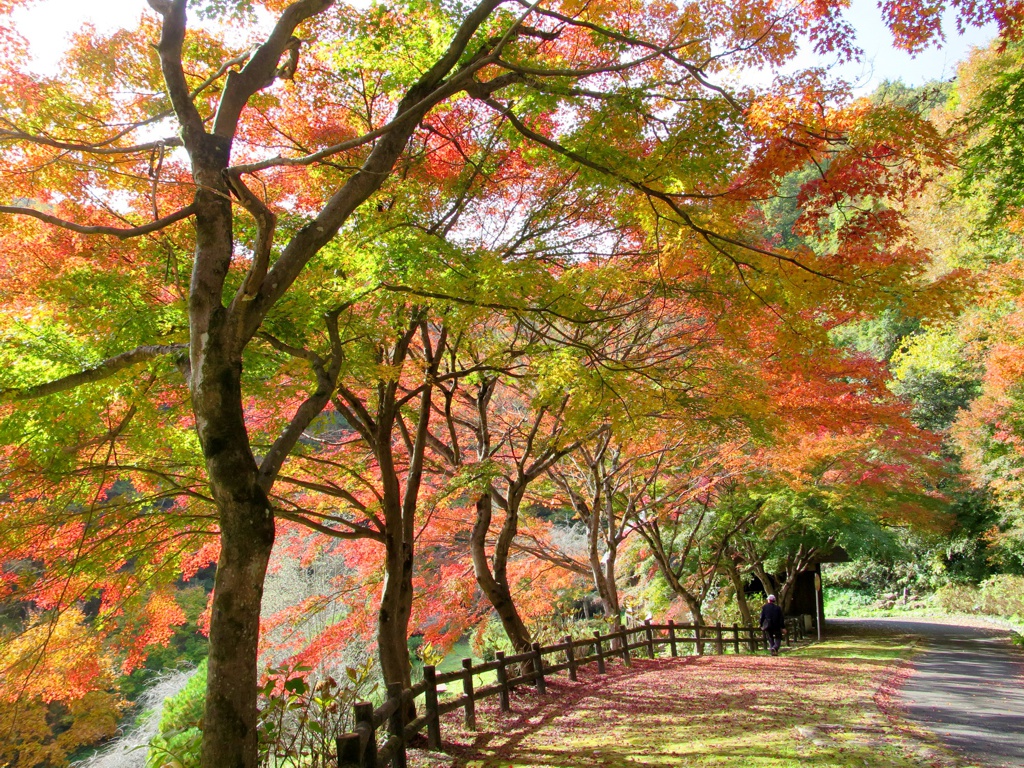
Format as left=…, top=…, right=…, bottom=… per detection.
left=725, top=560, right=753, bottom=628
left=378, top=532, right=414, bottom=689
left=750, top=562, right=777, bottom=600
left=592, top=549, right=622, bottom=648
left=588, top=522, right=620, bottom=620
left=471, top=493, right=532, bottom=652
left=192, top=342, right=275, bottom=768
left=201, top=498, right=274, bottom=768
left=682, top=592, right=705, bottom=627
left=779, top=566, right=803, bottom=614
left=599, top=551, right=620, bottom=619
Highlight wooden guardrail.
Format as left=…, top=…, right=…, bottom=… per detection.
left=337, top=616, right=808, bottom=767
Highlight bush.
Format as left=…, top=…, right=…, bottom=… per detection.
left=978, top=575, right=1024, bottom=619
left=934, top=583, right=981, bottom=614
left=258, top=657, right=378, bottom=768
left=147, top=657, right=378, bottom=768
left=823, top=589, right=874, bottom=617
left=824, top=555, right=945, bottom=596
left=702, top=588, right=746, bottom=626
left=934, top=575, right=1024, bottom=620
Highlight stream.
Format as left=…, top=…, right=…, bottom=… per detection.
left=74, top=668, right=194, bottom=768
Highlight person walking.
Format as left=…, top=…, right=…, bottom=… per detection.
left=759, top=594, right=784, bottom=656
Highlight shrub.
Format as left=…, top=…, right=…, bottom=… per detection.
left=934, top=583, right=981, bottom=614
left=934, top=575, right=1024, bottom=620
left=258, top=657, right=377, bottom=768
left=702, top=588, right=746, bottom=626
left=823, top=589, right=874, bottom=617
left=978, top=575, right=1024, bottom=620
left=147, top=657, right=378, bottom=768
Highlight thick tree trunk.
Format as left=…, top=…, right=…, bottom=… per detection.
left=202, top=498, right=274, bottom=768
left=681, top=592, right=705, bottom=627
left=471, top=494, right=532, bottom=653
left=750, top=562, right=778, bottom=600
left=192, top=341, right=275, bottom=768
left=184, top=119, right=278, bottom=766
left=779, top=567, right=802, bottom=614
left=590, top=547, right=620, bottom=619
left=378, top=532, right=414, bottom=689
left=587, top=498, right=618, bottom=619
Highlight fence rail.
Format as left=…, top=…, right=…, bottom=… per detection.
left=337, top=616, right=808, bottom=767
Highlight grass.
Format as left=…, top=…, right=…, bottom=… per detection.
left=409, top=629, right=971, bottom=768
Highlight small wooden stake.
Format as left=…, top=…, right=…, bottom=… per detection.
left=423, top=665, right=442, bottom=750
left=532, top=642, right=546, bottom=694
left=387, top=682, right=406, bottom=768
left=461, top=658, right=476, bottom=730
left=496, top=651, right=510, bottom=712
left=352, top=701, right=376, bottom=768
left=564, top=635, right=577, bottom=681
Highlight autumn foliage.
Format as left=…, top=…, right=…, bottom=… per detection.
left=0, top=0, right=1022, bottom=764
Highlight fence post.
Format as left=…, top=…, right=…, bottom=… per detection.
left=423, top=665, right=442, bottom=750
left=387, top=682, right=407, bottom=768
left=715, top=622, right=724, bottom=655
left=594, top=631, right=606, bottom=674
left=338, top=733, right=359, bottom=768
left=668, top=620, right=678, bottom=657
left=644, top=619, right=656, bottom=659
left=495, top=651, right=511, bottom=712
left=748, top=625, right=757, bottom=653
left=695, top=624, right=703, bottom=656
left=564, top=636, right=577, bottom=682
left=461, top=658, right=476, bottom=731
left=620, top=628, right=632, bottom=666
left=338, top=700, right=376, bottom=768
left=732, top=623, right=740, bottom=654
left=786, top=620, right=793, bottom=647
left=532, top=642, right=547, bottom=694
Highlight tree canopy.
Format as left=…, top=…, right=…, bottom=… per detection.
left=1, top=0, right=1023, bottom=765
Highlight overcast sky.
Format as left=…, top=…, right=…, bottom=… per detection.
left=10, top=0, right=997, bottom=88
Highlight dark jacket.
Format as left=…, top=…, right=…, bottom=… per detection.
left=759, top=602, right=784, bottom=632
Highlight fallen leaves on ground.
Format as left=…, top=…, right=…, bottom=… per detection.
left=409, top=636, right=971, bottom=768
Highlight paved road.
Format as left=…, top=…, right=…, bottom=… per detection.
left=832, top=618, right=1024, bottom=768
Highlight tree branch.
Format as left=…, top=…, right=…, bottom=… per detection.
left=0, top=204, right=197, bottom=239
left=213, top=0, right=334, bottom=139
left=1, top=344, right=187, bottom=401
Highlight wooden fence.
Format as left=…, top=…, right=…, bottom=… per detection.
left=337, top=616, right=808, bottom=767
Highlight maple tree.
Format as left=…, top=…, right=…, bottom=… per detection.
left=0, top=0, right=1020, bottom=765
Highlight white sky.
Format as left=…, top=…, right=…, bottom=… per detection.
left=11, top=0, right=997, bottom=87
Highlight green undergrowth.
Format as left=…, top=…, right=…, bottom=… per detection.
left=824, top=578, right=1024, bottom=630
left=426, top=630, right=961, bottom=768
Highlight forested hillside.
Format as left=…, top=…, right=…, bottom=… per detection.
left=0, top=0, right=1023, bottom=766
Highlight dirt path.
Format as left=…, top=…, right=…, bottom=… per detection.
left=832, top=618, right=1024, bottom=768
